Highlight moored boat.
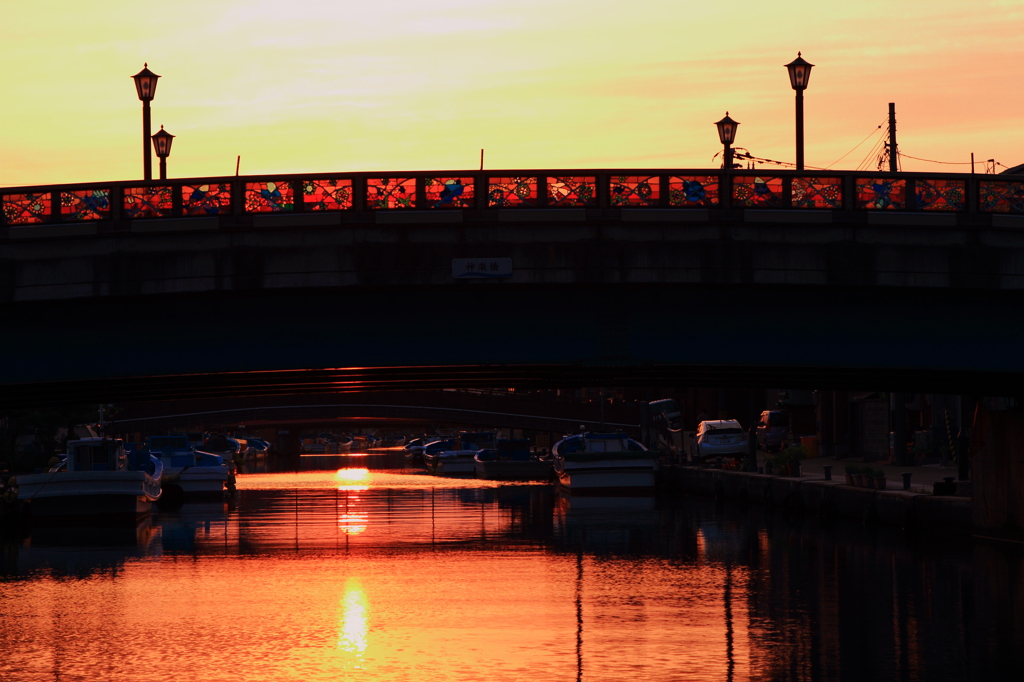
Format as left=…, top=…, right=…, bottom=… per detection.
left=425, top=432, right=496, bottom=475
left=551, top=432, right=657, bottom=495
left=474, top=439, right=553, bottom=481
left=147, top=435, right=229, bottom=503
left=15, top=438, right=163, bottom=525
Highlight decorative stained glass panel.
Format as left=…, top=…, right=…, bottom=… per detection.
left=2, top=192, right=50, bottom=225
left=124, top=186, right=173, bottom=219
left=183, top=183, right=232, bottom=216
left=302, top=179, right=353, bottom=211
left=367, top=178, right=415, bottom=209
left=425, top=177, right=475, bottom=208
left=732, top=176, right=783, bottom=207
left=856, top=178, right=905, bottom=209
left=979, top=181, right=1024, bottom=214
left=610, top=176, right=659, bottom=207
left=60, top=189, right=110, bottom=221
left=914, top=178, right=965, bottom=211
left=547, top=176, right=596, bottom=207
left=792, top=177, right=842, bottom=209
left=245, top=181, right=294, bottom=213
left=667, top=176, right=719, bottom=206
left=488, top=177, right=538, bottom=207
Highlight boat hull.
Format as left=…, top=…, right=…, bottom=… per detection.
left=163, top=466, right=227, bottom=501
left=17, top=470, right=160, bottom=525
left=554, top=457, right=658, bottom=495
left=475, top=460, right=553, bottom=481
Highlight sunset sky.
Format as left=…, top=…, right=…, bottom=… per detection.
left=1, top=0, right=1022, bottom=186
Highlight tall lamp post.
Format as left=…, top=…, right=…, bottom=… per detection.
left=151, top=126, right=175, bottom=180
left=785, top=52, right=813, bottom=171
left=715, top=112, right=739, bottom=170
left=132, top=64, right=161, bottom=180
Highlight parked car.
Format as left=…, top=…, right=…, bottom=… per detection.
left=690, top=420, right=747, bottom=462
left=756, top=410, right=789, bottom=452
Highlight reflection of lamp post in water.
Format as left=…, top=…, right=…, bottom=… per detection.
left=576, top=551, right=584, bottom=682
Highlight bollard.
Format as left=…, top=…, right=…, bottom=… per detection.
left=823, top=465, right=832, bottom=481
left=901, top=472, right=912, bottom=491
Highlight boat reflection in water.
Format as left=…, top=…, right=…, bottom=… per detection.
left=2, top=470, right=1022, bottom=681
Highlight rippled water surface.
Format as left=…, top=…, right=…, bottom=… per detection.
left=2, top=466, right=1022, bottom=681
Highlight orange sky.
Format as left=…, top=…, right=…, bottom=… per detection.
left=1, top=0, right=1022, bottom=187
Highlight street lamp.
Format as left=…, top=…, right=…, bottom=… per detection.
left=131, top=63, right=161, bottom=180
left=715, top=112, right=739, bottom=170
left=785, top=52, right=813, bottom=171
left=151, top=126, right=175, bottom=180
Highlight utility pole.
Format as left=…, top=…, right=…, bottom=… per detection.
left=888, top=103, right=898, bottom=172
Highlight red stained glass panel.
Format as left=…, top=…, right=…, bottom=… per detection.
left=303, top=179, right=353, bottom=211
left=60, top=189, right=110, bottom=221
left=856, top=178, right=906, bottom=209
left=547, top=177, right=596, bottom=207
left=124, top=186, right=173, bottom=219
left=425, top=177, right=475, bottom=208
left=915, top=178, right=965, bottom=211
left=487, top=177, right=538, bottom=207
left=792, top=177, right=842, bottom=209
left=732, top=176, right=783, bottom=207
left=979, top=181, right=1024, bottom=214
left=183, top=184, right=232, bottom=216
left=245, top=181, right=294, bottom=213
left=668, top=176, right=719, bottom=207
left=610, top=176, right=659, bottom=207
left=2, top=192, right=50, bottom=225
left=367, top=178, right=415, bottom=209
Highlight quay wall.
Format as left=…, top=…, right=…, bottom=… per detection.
left=662, top=466, right=972, bottom=535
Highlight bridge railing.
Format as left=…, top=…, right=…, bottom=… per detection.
left=3, top=168, right=1024, bottom=227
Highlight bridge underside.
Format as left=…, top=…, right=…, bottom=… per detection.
left=2, top=281, right=1023, bottom=410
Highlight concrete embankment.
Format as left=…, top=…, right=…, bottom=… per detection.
left=661, top=466, right=972, bottom=535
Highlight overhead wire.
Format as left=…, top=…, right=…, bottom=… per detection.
left=856, top=133, right=887, bottom=172
left=898, top=153, right=973, bottom=166
left=825, top=119, right=888, bottom=170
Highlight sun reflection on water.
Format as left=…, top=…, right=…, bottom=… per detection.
left=337, top=578, right=369, bottom=667
left=336, top=469, right=370, bottom=534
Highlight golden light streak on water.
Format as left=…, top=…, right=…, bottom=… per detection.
left=337, top=578, right=369, bottom=667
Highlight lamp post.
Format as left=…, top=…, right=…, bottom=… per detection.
left=151, top=126, right=175, bottom=180
left=715, top=112, right=739, bottom=170
left=131, top=64, right=161, bottom=180
left=785, top=52, right=813, bottom=171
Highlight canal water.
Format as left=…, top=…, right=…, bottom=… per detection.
left=1, top=455, right=1021, bottom=681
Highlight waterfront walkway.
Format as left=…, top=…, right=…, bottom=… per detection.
left=780, top=453, right=966, bottom=496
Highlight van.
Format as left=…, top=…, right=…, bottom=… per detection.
left=756, top=410, right=789, bottom=452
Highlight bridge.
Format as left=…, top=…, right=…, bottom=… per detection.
left=110, top=390, right=641, bottom=440
left=3, top=168, right=1024, bottom=408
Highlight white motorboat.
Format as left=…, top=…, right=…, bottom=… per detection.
left=147, top=435, right=229, bottom=502
left=474, top=439, right=553, bottom=481
left=551, top=432, right=658, bottom=495
left=428, top=449, right=479, bottom=475
left=15, top=438, right=162, bottom=524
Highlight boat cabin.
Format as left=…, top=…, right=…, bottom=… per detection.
left=66, top=438, right=127, bottom=472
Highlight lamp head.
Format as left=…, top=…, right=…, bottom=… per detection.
left=132, top=63, right=160, bottom=102
left=715, top=112, right=739, bottom=145
left=785, top=52, right=813, bottom=91
left=151, top=126, right=174, bottom=158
